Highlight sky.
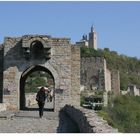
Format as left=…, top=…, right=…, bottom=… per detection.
left=0, top=1, right=140, bottom=58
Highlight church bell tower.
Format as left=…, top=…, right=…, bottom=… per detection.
left=89, top=25, right=97, bottom=50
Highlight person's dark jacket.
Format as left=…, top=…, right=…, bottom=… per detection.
left=36, top=90, right=47, bottom=103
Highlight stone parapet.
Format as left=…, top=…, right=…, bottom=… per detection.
left=63, top=105, right=118, bottom=133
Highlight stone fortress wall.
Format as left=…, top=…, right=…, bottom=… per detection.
left=0, top=35, right=80, bottom=110
left=81, top=57, right=120, bottom=94
left=111, top=70, right=120, bottom=95
left=81, top=57, right=105, bottom=90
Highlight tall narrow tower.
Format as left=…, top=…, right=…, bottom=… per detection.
left=89, top=25, right=97, bottom=50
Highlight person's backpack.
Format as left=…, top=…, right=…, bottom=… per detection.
left=36, top=91, right=46, bottom=103
left=36, top=93, right=39, bottom=102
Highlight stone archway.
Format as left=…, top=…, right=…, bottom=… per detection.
left=1, top=35, right=80, bottom=111
left=19, top=65, right=57, bottom=110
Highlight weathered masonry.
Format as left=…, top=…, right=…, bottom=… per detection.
left=0, top=35, right=80, bottom=110
left=81, top=57, right=120, bottom=94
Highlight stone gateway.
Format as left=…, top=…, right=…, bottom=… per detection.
left=0, top=35, right=80, bottom=110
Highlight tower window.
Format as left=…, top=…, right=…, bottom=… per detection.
left=30, top=40, right=44, bottom=59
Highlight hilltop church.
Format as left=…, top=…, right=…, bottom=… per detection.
left=76, top=25, right=97, bottom=50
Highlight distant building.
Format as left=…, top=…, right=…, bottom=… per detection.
left=76, top=25, right=97, bottom=50
left=127, top=84, right=140, bottom=96
left=89, top=25, right=97, bottom=50
left=76, top=34, right=88, bottom=48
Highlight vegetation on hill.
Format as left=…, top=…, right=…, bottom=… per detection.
left=97, top=95, right=140, bottom=133
left=81, top=47, right=140, bottom=90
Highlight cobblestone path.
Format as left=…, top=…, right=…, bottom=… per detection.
left=0, top=102, right=79, bottom=133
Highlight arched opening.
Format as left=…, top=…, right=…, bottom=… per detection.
left=89, top=75, right=99, bottom=90
left=20, top=65, right=55, bottom=110
left=30, top=40, right=44, bottom=59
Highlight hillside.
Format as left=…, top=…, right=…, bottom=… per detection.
left=98, top=95, right=140, bottom=132
left=81, top=47, right=140, bottom=90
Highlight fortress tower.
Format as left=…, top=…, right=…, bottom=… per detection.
left=89, top=25, right=97, bottom=50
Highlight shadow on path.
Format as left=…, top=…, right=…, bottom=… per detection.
left=14, top=115, right=39, bottom=119
left=14, top=107, right=55, bottom=119
left=22, top=107, right=54, bottom=112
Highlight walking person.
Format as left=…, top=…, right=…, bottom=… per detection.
left=36, top=87, right=47, bottom=118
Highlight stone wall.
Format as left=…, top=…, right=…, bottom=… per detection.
left=63, top=105, right=118, bottom=133
left=81, top=57, right=120, bottom=94
left=104, top=68, right=111, bottom=92
left=0, top=45, right=3, bottom=103
left=71, top=45, right=80, bottom=105
left=127, top=85, right=140, bottom=96
left=133, top=86, right=140, bottom=96
left=50, top=37, right=72, bottom=110
left=1, top=35, right=80, bottom=111
left=81, top=57, right=105, bottom=90
left=111, top=70, right=120, bottom=95
left=3, top=37, right=21, bottom=109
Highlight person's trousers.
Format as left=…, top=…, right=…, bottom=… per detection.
left=38, top=102, right=45, bottom=118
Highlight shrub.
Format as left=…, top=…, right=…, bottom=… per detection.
left=98, top=95, right=140, bottom=132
